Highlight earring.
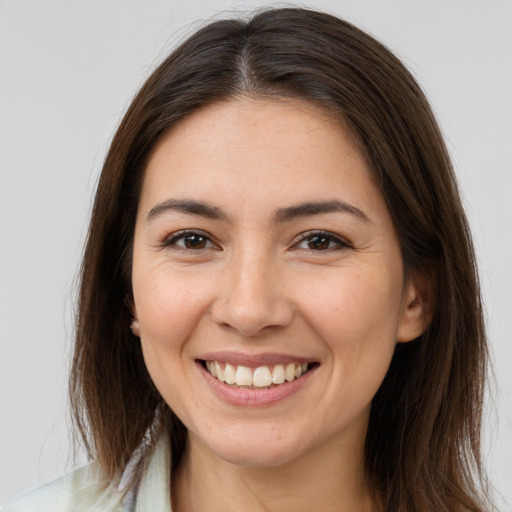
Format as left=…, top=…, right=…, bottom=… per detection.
left=130, top=318, right=140, bottom=337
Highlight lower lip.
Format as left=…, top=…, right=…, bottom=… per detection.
left=197, top=361, right=317, bottom=407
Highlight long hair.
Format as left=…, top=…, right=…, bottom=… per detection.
left=70, top=7, right=491, bottom=510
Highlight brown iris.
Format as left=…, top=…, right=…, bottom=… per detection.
left=184, top=234, right=208, bottom=249
left=307, top=235, right=331, bottom=250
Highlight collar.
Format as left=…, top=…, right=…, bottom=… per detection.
left=118, top=434, right=172, bottom=512
left=135, top=435, right=172, bottom=511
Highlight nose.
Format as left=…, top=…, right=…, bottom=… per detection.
left=210, top=250, right=294, bottom=337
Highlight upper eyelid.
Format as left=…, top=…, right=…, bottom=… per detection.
left=165, top=228, right=209, bottom=238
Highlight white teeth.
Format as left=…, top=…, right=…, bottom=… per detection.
left=253, top=366, right=272, bottom=387
left=285, top=363, right=296, bottom=382
left=215, top=361, right=225, bottom=382
left=206, top=360, right=310, bottom=387
left=235, top=365, right=253, bottom=386
left=224, top=363, right=236, bottom=385
left=272, top=364, right=285, bottom=384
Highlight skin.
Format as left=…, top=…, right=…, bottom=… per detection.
left=131, top=97, right=429, bottom=511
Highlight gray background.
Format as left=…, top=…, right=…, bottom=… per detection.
left=1, top=0, right=511, bottom=508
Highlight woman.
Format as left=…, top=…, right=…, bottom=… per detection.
left=5, top=7, right=492, bottom=512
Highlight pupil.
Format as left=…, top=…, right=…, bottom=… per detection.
left=308, top=236, right=329, bottom=250
left=185, top=235, right=206, bottom=249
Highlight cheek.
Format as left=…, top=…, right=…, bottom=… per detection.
left=133, top=268, right=216, bottom=401
left=298, top=267, right=403, bottom=365
left=134, top=265, right=212, bottom=343
left=134, top=271, right=211, bottom=417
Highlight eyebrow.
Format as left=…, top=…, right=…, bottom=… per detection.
left=146, top=199, right=228, bottom=222
left=274, top=200, right=371, bottom=224
left=146, top=198, right=370, bottom=224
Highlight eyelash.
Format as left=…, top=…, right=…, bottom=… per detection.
left=162, top=229, right=352, bottom=252
left=162, top=230, right=219, bottom=251
left=292, top=230, right=352, bottom=252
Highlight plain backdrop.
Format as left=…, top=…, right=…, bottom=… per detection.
left=1, top=0, right=511, bottom=508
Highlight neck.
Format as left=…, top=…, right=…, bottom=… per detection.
left=172, top=431, right=374, bottom=512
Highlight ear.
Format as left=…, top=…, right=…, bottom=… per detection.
left=126, top=294, right=141, bottom=337
left=130, top=317, right=141, bottom=337
left=397, top=271, right=435, bottom=343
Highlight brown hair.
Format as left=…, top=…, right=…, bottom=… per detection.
left=70, top=7, right=491, bottom=511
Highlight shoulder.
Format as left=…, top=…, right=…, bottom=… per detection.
left=2, top=462, right=124, bottom=512
left=3, top=435, right=172, bottom=512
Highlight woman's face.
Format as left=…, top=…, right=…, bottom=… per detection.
left=132, top=97, right=421, bottom=468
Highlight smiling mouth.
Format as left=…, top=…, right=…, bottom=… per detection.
left=200, top=360, right=315, bottom=389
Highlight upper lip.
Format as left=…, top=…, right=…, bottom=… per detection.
left=197, top=351, right=316, bottom=367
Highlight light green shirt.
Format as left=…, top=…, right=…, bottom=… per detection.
left=2, top=436, right=172, bottom=512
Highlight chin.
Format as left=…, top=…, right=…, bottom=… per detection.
left=217, top=444, right=300, bottom=469
left=197, top=426, right=308, bottom=469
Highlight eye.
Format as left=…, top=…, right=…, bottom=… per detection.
left=163, top=230, right=218, bottom=250
left=293, top=231, right=351, bottom=251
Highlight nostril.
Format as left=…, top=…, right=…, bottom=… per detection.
left=211, top=296, right=294, bottom=337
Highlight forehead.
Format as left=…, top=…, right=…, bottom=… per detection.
left=140, top=97, right=382, bottom=218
